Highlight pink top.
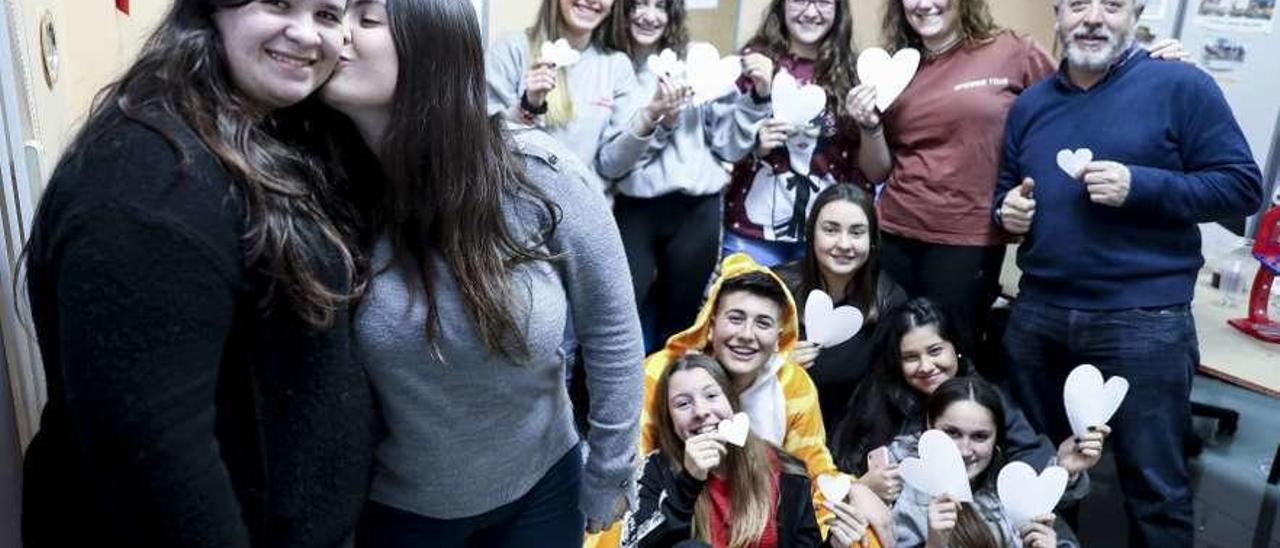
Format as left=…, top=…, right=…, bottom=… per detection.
left=877, top=31, right=1055, bottom=246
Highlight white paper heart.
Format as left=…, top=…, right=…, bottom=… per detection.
left=856, top=48, right=921, bottom=111
left=817, top=474, right=852, bottom=503
left=717, top=412, right=750, bottom=446
left=772, top=68, right=826, bottom=126
left=646, top=48, right=686, bottom=80
left=1063, top=364, right=1128, bottom=437
left=803, top=290, right=865, bottom=348
left=898, top=429, right=974, bottom=502
left=540, top=38, right=581, bottom=68
left=685, top=42, right=742, bottom=105
left=1056, top=148, right=1093, bottom=179
left=997, top=462, right=1069, bottom=528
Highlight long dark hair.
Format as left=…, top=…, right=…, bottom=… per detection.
left=798, top=184, right=882, bottom=322
left=745, top=0, right=858, bottom=117
left=25, top=0, right=360, bottom=327
left=925, top=376, right=1007, bottom=548
left=882, top=0, right=1001, bottom=52
left=373, top=0, right=559, bottom=359
left=832, top=298, right=973, bottom=474
left=604, top=0, right=690, bottom=64
left=652, top=354, right=776, bottom=548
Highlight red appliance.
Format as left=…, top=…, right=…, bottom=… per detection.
left=1229, top=204, right=1280, bottom=343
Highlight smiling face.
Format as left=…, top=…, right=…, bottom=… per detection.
left=322, top=0, right=397, bottom=114
left=559, top=0, right=614, bottom=35
left=932, top=400, right=997, bottom=480
left=900, top=324, right=959, bottom=395
left=902, top=0, right=960, bottom=47
left=667, top=368, right=736, bottom=441
left=812, top=199, right=871, bottom=282
left=1057, top=0, right=1140, bottom=73
left=708, top=290, right=784, bottom=382
left=628, top=0, right=669, bottom=48
left=213, top=0, right=347, bottom=109
left=783, top=0, right=836, bottom=50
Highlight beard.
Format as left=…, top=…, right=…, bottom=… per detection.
left=1061, top=24, right=1134, bottom=73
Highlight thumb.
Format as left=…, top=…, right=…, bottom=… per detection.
left=1019, top=178, right=1036, bottom=198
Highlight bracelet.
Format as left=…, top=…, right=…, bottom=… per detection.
left=520, top=91, right=549, bottom=116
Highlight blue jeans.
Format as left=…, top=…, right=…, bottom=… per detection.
left=1002, top=300, right=1197, bottom=548
left=356, top=444, right=585, bottom=548
left=721, top=231, right=805, bottom=268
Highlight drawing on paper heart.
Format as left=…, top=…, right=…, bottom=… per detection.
left=717, top=412, right=750, bottom=446
left=898, top=429, right=973, bottom=502
left=817, top=474, right=851, bottom=503
left=646, top=48, right=686, bottom=80
left=856, top=48, right=921, bottom=111
left=803, top=290, right=864, bottom=348
left=1056, top=148, right=1093, bottom=179
left=997, top=462, right=1068, bottom=527
left=772, top=68, right=826, bottom=126
left=1063, top=364, right=1128, bottom=437
left=685, top=42, right=741, bottom=104
left=540, top=39, right=581, bottom=67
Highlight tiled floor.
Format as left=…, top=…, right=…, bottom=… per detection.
left=1075, top=376, right=1280, bottom=547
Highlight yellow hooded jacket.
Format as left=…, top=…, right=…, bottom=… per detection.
left=589, top=253, right=882, bottom=548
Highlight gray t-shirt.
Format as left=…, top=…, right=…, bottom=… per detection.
left=486, top=31, right=638, bottom=193
left=355, top=126, right=644, bottom=522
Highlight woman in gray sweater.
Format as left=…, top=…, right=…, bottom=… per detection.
left=321, top=0, right=644, bottom=546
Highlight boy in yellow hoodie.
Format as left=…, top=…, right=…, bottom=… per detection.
left=592, top=253, right=891, bottom=548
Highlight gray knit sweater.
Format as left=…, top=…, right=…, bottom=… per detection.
left=354, top=126, right=644, bottom=523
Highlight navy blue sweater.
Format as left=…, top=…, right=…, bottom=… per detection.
left=993, top=49, right=1262, bottom=309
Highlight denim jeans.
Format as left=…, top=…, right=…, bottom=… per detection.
left=1002, top=299, right=1197, bottom=548
left=356, top=444, right=585, bottom=548
left=720, top=231, right=805, bottom=268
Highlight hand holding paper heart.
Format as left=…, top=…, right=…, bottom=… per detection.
left=997, top=461, right=1069, bottom=527
left=687, top=42, right=744, bottom=104
left=1056, top=423, right=1111, bottom=476
left=818, top=474, right=852, bottom=503
left=682, top=430, right=728, bottom=481
left=804, top=290, right=865, bottom=348
left=646, top=48, right=686, bottom=80
left=1063, top=364, right=1128, bottom=437
left=717, top=412, right=750, bottom=446
left=861, top=446, right=903, bottom=503
left=772, top=69, right=826, bottom=126
left=539, top=38, right=581, bottom=67
left=1080, top=161, right=1131, bottom=207
left=856, top=47, right=920, bottom=111
left=899, top=430, right=973, bottom=502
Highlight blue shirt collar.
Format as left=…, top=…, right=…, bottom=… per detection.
left=1054, top=43, right=1144, bottom=91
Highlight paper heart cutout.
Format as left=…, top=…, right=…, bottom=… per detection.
left=1056, top=148, right=1093, bottom=179
left=717, top=412, right=750, bottom=446
left=803, top=290, right=864, bottom=348
left=772, top=68, right=826, bottom=126
left=646, top=48, right=686, bottom=80
left=1063, top=364, right=1128, bottom=437
left=817, top=474, right=852, bottom=503
left=856, top=48, right=921, bottom=111
left=997, top=462, right=1069, bottom=528
left=685, top=42, right=742, bottom=105
left=540, top=38, right=581, bottom=67
left=899, top=430, right=973, bottom=502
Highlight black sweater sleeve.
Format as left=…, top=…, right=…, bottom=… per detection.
left=621, top=453, right=706, bottom=548
left=49, top=203, right=250, bottom=546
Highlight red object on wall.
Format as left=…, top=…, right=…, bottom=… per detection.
left=116, top=0, right=129, bottom=15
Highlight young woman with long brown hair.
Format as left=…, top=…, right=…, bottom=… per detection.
left=20, top=1, right=376, bottom=546
left=320, top=0, right=644, bottom=545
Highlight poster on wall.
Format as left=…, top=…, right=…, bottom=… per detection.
left=1195, top=0, right=1277, bottom=34
left=687, top=0, right=720, bottom=8
left=1142, top=0, right=1168, bottom=20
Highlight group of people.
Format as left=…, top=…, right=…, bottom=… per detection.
left=16, top=0, right=1264, bottom=548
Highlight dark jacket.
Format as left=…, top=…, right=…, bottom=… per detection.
left=775, top=262, right=907, bottom=435
left=21, top=110, right=378, bottom=548
left=620, top=448, right=824, bottom=548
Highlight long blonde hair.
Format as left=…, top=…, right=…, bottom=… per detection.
left=653, top=354, right=778, bottom=548
left=525, top=0, right=613, bottom=126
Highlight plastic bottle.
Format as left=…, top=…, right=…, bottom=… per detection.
left=1212, top=238, right=1255, bottom=308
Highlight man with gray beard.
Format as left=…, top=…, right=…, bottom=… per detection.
left=990, top=0, right=1263, bottom=546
